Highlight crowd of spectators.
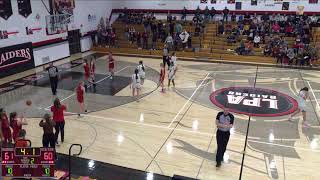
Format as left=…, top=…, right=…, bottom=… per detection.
left=97, top=7, right=320, bottom=66
left=219, top=12, right=320, bottom=66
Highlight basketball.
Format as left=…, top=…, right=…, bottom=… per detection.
left=26, top=100, right=32, bottom=106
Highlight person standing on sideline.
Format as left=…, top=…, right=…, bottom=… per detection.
left=215, top=108, right=234, bottom=167
left=131, top=69, right=141, bottom=101
left=89, top=58, right=96, bottom=87
left=137, top=61, right=146, bottom=85
left=46, top=62, right=59, bottom=95
left=83, top=59, right=90, bottom=89
left=163, top=45, right=170, bottom=69
left=39, top=114, right=56, bottom=148
left=159, top=63, right=166, bottom=93
left=288, top=87, right=310, bottom=127
left=108, top=52, right=115, bottom=80
left=76, top=81, right=86, bottom=117
left=222, top=7, right=230, bottom=22
left=50, top=98, right=66, bottom=145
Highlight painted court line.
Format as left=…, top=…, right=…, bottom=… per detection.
left=167, top=73, right=210, bottom=128
left=44, top=66, right=129, bottom=110
left=307, top=81, right=320, bottom=109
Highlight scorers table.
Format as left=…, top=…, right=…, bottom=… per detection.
left=1, top=147, right=55, bottom=178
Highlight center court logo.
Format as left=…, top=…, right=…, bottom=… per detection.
left=210, top=87, right=298, bottom=117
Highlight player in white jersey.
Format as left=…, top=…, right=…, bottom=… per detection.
left=131, top=69, right=141, bottom=100
left=288, top=87, right=309, bottom=127
left=168, top=61, right=177, bottom=88
left=137, top=61, right=145, bottom=85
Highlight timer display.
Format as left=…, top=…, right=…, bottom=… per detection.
left=1, top=148, right=55, bottom=178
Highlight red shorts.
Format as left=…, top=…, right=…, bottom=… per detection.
left=109, top=64, right=114, bottom=71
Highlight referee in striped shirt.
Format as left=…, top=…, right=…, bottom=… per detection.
left=46, top=62, right=59, bottom=95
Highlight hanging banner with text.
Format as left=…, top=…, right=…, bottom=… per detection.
left=0, top=42, right=35, bottom=78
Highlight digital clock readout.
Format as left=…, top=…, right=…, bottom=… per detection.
left=1, top=148, right=55, bottom=178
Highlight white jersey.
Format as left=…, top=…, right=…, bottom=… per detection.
left=170, top=56, right=177, bottom=66
left=168, top=65, right=176, bottom=80
left=298, top=90, right=307, bottom=110
left=137, top=64, right=145, bottom=79
left=132, top=74, right=141, bottom=89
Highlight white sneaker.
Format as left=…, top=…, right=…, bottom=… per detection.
left=303, top=122, right=310, bottom=127
left=288, top=115, right=294, bottom=122
left=110, top=76, right=113, bottom=80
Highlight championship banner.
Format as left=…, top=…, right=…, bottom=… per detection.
left=0, top=42, right=35, bottom=78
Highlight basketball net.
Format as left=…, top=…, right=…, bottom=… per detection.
left=297, top=6, right=304, bottom=15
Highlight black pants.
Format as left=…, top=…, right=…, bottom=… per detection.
left=55, top=121, right=65, bottom=142
left=43, top=133, right=56, bottom=148
left=163, top=56, right=170, bottom=68
left=49, top=76, right=58, bottom=95
left=216, top=130, right=230, bottom=163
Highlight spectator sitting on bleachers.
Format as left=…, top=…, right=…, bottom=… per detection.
left=253, top=34, right=261, bottom=48
left=167, top=11, right=173, bottom=23
left=136, top=32, right=142, bottom=49
left=180, top=30, right=190, bottom=51
left=263, top=43, right=272, bottom=56
left=175, top=22, right=183, bottom=35
left=129, top=27, right=136, bottom=44
left=142, top=31, right=149, bottom=49
left=173, top=33, right=182, bottom=51
left=195, top=24, right=201, bottom=36
left=231, top=13, right=236, bottom=22
left=235, top=40, right=246, bottom=55
left=218, top=22, right=224, bottom=35
left=227, top=34, right=236, bottom=45
left=225, top=23, right=232, bottom=34
left=187, top=32, right=192, bottom=49
left=165, top=34, right=174, bottom=50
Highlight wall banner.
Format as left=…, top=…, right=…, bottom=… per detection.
left=0, top=42, right=35, bottom=78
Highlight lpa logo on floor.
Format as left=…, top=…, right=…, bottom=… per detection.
left=210, top=87, right=298, bottom=117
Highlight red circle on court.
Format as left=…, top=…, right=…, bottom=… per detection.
left=210, top=87, right=298, bottom=117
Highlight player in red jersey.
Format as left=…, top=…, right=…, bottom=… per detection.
left=0, top=108, right=12, bottom=145
left=50, top=98, right=67, bottom=145
left=9, top=112, right=27, bottom=143
left=108, top=52, right=115, bottom=80
left=159, top=63, right=166, bottom=93
left=76, top=81, right=86, bottom=117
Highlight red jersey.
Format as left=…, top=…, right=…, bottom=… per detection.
left=12, top=119, right=22, bottom=141
left=1, top=114, right=12, bottom=139
left=109, top=57, right=115, bottom=70
left=160, top=68, right=165, bottom=82
left=76, top=86, right=85, bottom=103
left=51, top=105, right=66, bottom=122
left=84, top=63, right=90, bottom=79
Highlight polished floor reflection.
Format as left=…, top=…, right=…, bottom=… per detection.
left=1, top=53, right=320, bottom=180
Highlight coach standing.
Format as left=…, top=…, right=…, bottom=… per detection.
left=46, top=62, right=59, bottom=95
left=215, top=108, right=234, bottom=167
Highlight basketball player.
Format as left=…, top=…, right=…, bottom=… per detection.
left=9, top=112, right=27, bottom=143
left=137, top=61, right=146, bottom=85
left=0, top=108, right=12, bottom=145
left=159, top=63, right=166, bottom=93
left=89, top=58, right=96, bottom=87
left=168, top=61, right=177, bottom=88
left=39, top=114, right=56, bottom=148
left=170, top=52, right=177, bottom=66
left=288, top=87, right=310, bottom=127
left=83, top=59, right=90, bottom=88
left=215, top=108, right=234, bottom=167
left=50, top=98, right=67, bottom=145
left=108, top=52, right=115, bottom=80
left=131, top=69, right=141, bottom=100
left=76, top=81, right=86, bottom=117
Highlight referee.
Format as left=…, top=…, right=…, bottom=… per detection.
left=215, top=108, right=234, bottom=167
left=46, top=62, right=59, bottom=95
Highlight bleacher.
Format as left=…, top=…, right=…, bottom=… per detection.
left=93, top=17, right=320, bottom=66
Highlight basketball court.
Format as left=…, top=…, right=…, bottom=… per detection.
left=1, top=52, right=320, bottom=179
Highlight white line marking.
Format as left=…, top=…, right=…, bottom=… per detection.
left=167, top=73, right=210, bottom=128
left=44, top=66, right=129, bottom=109
left=307, top=81, right=320, bottom=109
